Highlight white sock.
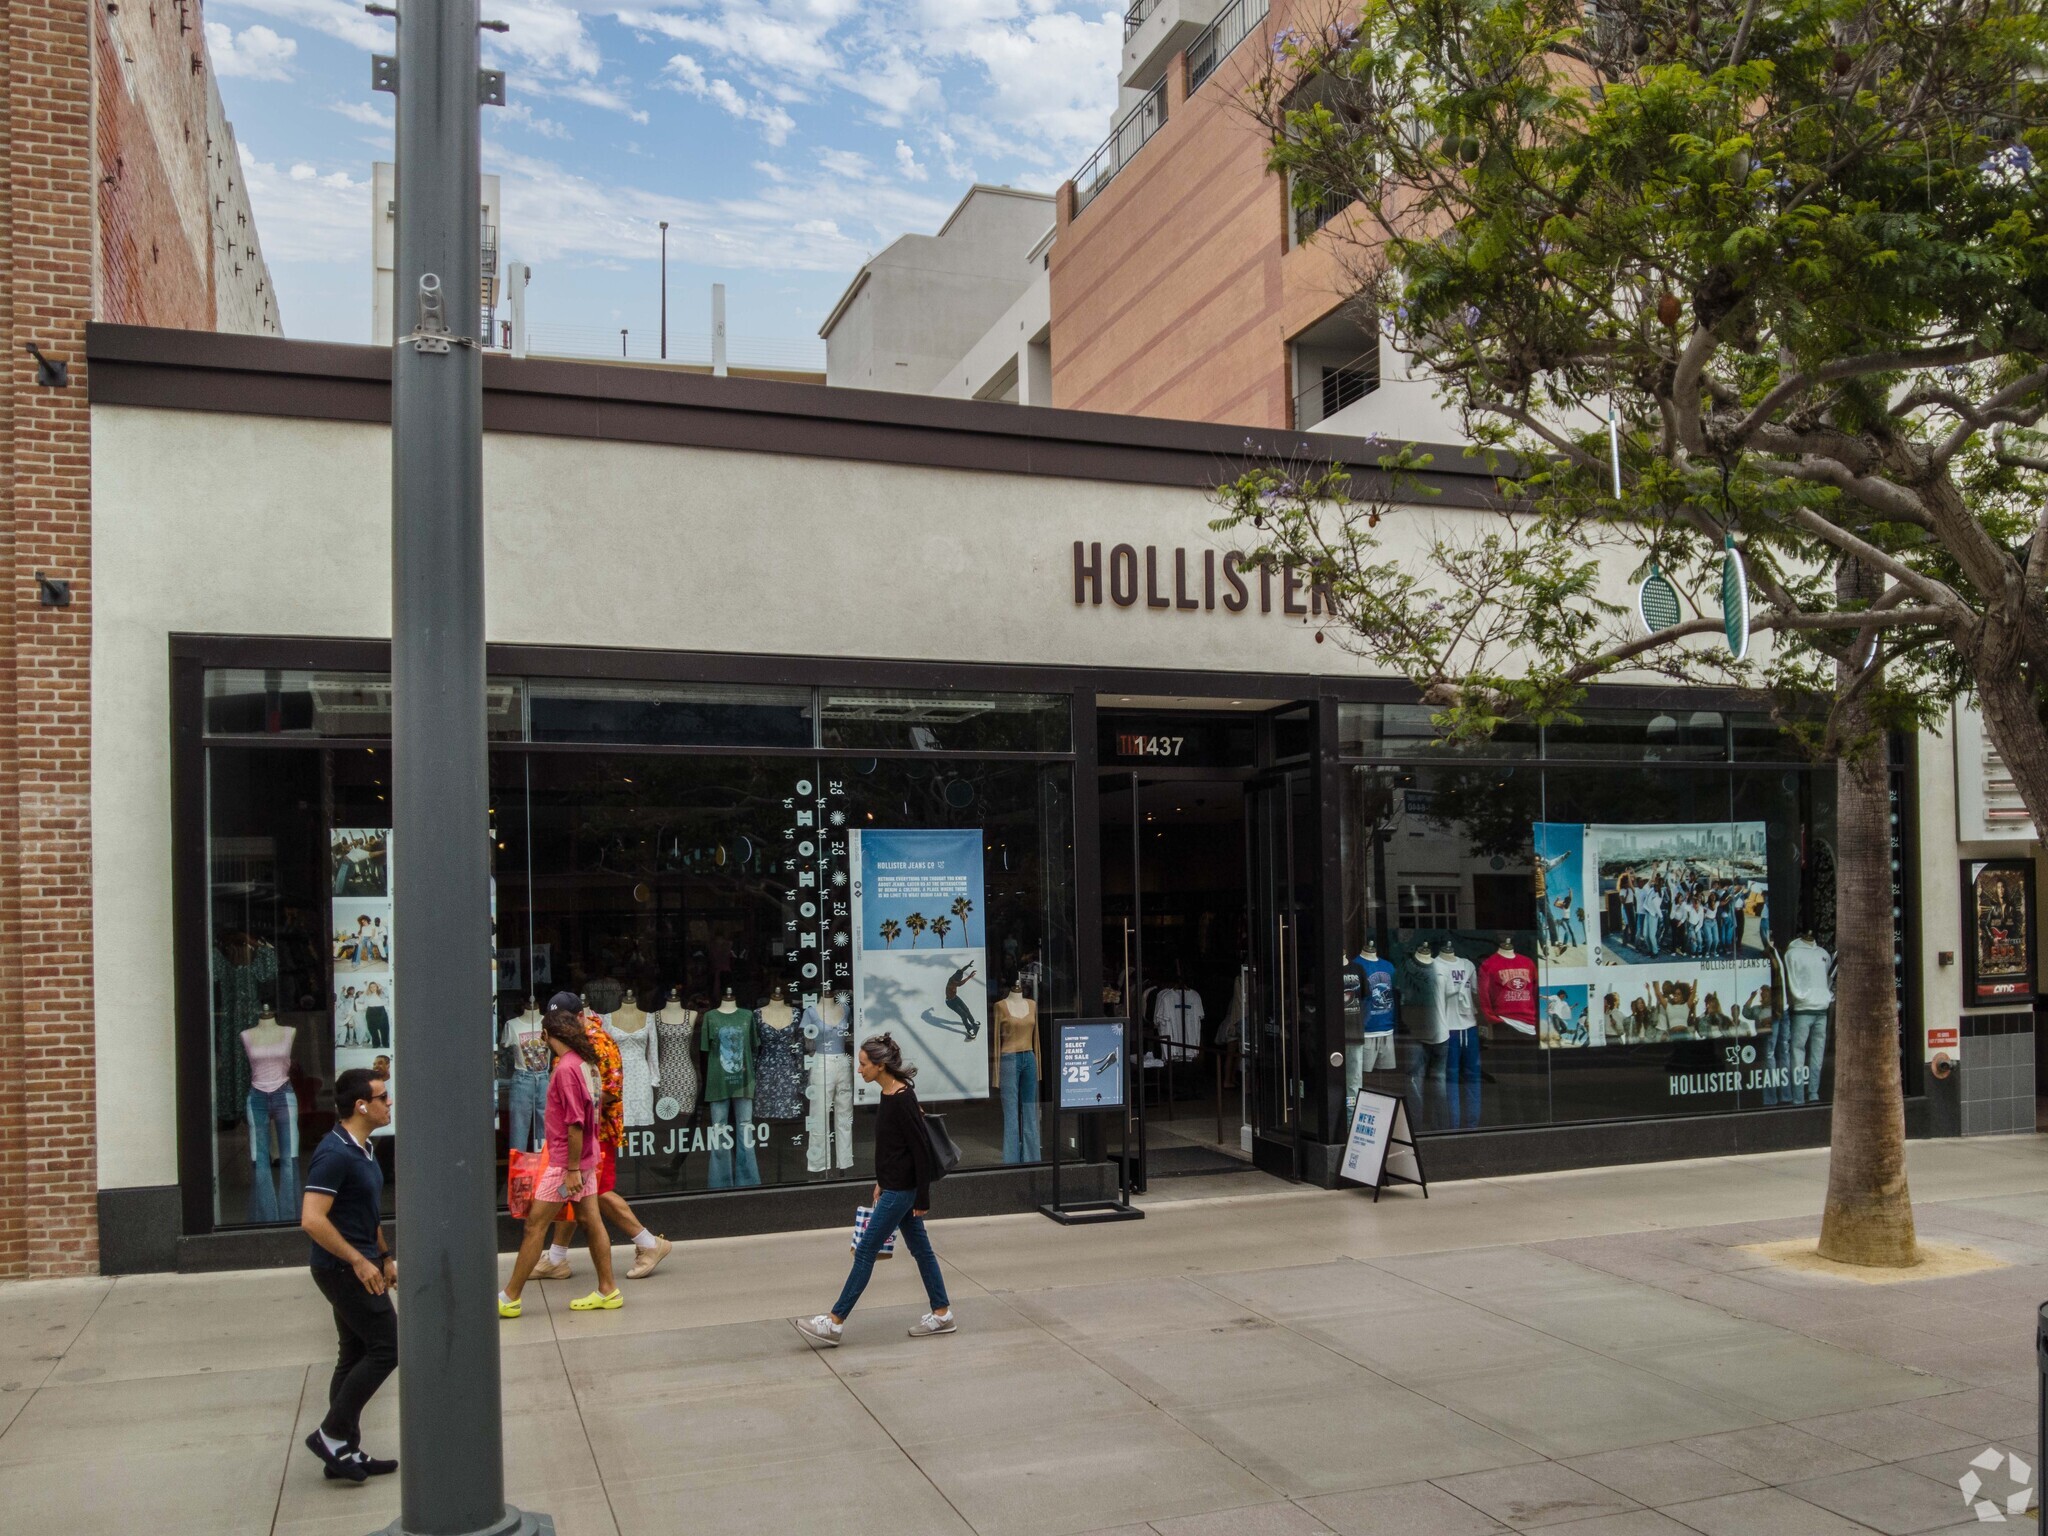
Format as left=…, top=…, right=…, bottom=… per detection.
left=319, top=1429, right=349, bottom=1454
left=545, top=1245, right=567, bottom=1264
left=498, top=1289, right=514, bottom=1306
left=632, top=1229, right=658, bottom=1250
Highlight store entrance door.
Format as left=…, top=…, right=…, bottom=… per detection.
left=1098, top=770, right=1252, bottom=1183
left=1245, top=769, right=1317, bottom=1181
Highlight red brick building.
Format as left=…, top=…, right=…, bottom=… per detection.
left=0, top=0, right=273, bottom=1277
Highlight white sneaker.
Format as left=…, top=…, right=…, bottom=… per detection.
left=794, top=1314, right=842, bottom=1347
left=907, top=1311, right=957, bottom=1337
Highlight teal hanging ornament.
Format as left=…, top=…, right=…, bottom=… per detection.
left=1720, top=535, right=1751, bottom=662
left=1636, top=562, right=1681, bottom=634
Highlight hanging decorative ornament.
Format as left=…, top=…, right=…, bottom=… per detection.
left=1636, top=562, right=1681, bottom=634
left=1607, top=400, right=1623, bottom=499
left=1720, top=535, right=1751, bottom=662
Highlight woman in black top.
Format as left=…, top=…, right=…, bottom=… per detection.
left=796, top=1033, right=955, bottom=1346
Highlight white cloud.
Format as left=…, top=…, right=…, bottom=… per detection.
left=495, top=101, right=573, bottom=139
left=661, top=53, right=795, bottom=144
left=524, top=77, right=651, bottom=124
left=843, top=47, right=937, bottom=123
left=239, top=144, right=371, bottom=264
left=894, top=139, right=926, bottom=181
left=484, top=0, right=604, bottom=76
left=612, top=0, right=847, bottom=75
left=207, top=21, right=298, bottom=80
left=329, top=99, right=394, bottom=130
left=934, top=129, right=973, bottom=182
left=212, top=0, right=390, bottom=52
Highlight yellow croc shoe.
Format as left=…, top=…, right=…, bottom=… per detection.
left=569, top=1289, right=623, bottom=1312
left=496, top=1294, right=521, bottom=1319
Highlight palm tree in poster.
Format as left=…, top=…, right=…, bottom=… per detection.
left=906, top=913, right=927, bottom=949
left=950, top=895, right=973, bottom=937
left=931, top=916, right=952, bottom=948
left=879, top=918, right=901, bottom=949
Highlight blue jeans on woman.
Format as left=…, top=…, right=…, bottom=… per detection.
left=707, top=1096, right=760, bottom=1188
left=507, top=1070, right=547, bottom=1153
left=1000, top=1050, right=1040, bottom=1162
left=832, top=1186, right=949, bottom=1321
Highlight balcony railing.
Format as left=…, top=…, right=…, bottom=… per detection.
left=1292, top=180, right=1353, bottom=244
left=1295, top=347, right=1382, bottom=429
left=1072, top=80, right=1168, bottom=214
left=1187, top=0, right=1270, bottom=92
left=1123, top=0, right=1163, bottom=39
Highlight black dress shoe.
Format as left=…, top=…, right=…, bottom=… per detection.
left=353, top=1450, right=398, bottom=1477
left=306, top=1430, right=368, bottom=1483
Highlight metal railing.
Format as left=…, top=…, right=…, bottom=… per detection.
left=524, top=325, right=825, bottom=370
left=1123, top=0, right=1163, bottom=39
left=1292, top=180, right=1353, bottom=244
left=1073, top=79, right=1168, bottom=214
left=1294, top=346, right=1382, bottom=429
left=1187, top=0, right=1270, bottom=92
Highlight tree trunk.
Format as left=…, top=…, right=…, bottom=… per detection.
left=1816, top=566, right=1917, bottom=1267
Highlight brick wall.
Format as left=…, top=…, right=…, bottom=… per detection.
left=96, top=1, right=212, bottom=329
left=1, top=0, right=98, bottom=1278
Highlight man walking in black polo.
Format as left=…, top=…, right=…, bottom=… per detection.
left=300, top=1066, right=399, bottom=1483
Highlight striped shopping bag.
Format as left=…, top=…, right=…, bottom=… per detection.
left=851, top=1204, right=897, bottom=1260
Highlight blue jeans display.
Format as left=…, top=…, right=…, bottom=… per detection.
left=1000, top=1050, right=1040, bottom=1163
left=507, top=1069, right=547, bottom=1153
left=1759, top=1016, right=1791, bottom=1106
left=1788, top=1010, right=1829, bottom=1104
left=707, top=1096, right=759, bottom=1188
left=1408, top=1039, right=1449, bottom=1128
left=831, top=1186, right=949, bottom=1321
left=247, top=1085, right=300, bottom=1224
left=1445, top=1028, right=1481, bottom=1129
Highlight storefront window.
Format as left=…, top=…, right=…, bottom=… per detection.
left=200, top=670, right=1076, bottom=1227
left=1339, top=723, right=1840, bottom=1136
left=205, top=669, right=524, bottom=739
left=818, top=689, right=1070, bottom=753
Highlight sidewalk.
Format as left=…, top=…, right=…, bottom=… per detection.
left=6, top=1136, right=2047, bottom=1536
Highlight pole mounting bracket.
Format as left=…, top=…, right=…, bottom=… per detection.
left=372, top=54, right=396, bottom=93
left=480, top=68, right=505, bottom=106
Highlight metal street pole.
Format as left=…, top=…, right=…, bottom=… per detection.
left=386, top=0, right=544, bottom=1529
left=659, top=221, right=668, bottom=360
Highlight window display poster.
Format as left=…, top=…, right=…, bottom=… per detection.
left=849, top=828, right=988, bottom=1103
left=331, top=827, right=395, bottom=1134
left=1533, top=821, right=1772, bottom=1052
left=1964, top=859, right=2037, bottom=1005
left=1057, top=1020, right=1127, bottom=1110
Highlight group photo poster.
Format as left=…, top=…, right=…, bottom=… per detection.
left=848, top=827, right=989, bottom=1103
left=1532, top=821, right=1772, bottom=1049
left=330, top=827, right=396, bottom=1132
left=1964, top=859, right=2038, bottom=1005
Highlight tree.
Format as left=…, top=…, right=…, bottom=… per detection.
left=907, top=913, right=928, bottom=949
left=1224, top=0, right=2048, bottom=1265
left=879, top=919, right=902, bottom=949
left=951, top=895, right=974, bottom=935
left=932, top=916, right=954, bottom=947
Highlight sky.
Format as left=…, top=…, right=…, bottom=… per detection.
left=205, top=0, right=1124, bottom=359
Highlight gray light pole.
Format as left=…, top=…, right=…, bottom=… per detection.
left=385, top=0, right=544, bottom=1528
left=659, top=221, right=668, bottom=360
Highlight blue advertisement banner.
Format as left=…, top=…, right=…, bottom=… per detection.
left=1056, top=1020, right=1126, bottom=1111
left=849, top=828, right=989, bottom=1103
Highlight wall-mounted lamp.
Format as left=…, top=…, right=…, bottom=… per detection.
left=25, top=343, right=68, bottom=388
left=34, top=571, right=72, bottom=607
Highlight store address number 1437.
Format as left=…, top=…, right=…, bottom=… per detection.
left=1115, top=734, right=1184, bottom=759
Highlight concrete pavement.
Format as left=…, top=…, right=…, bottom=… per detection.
left=5, top=1135, right=2047, bottom=1535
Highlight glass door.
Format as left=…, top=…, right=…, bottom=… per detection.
left=1246, top=768, right=1317, bottom=1178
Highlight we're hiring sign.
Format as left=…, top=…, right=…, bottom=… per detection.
left=1072, top=542, right=1334, bottom=617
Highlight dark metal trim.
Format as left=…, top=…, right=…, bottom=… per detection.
left=88, top=322, right=1512, bottom=503
left=169, top=649, right=215, bottom=1239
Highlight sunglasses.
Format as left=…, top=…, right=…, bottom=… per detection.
left=367, top=1091, right=391, bottom=1105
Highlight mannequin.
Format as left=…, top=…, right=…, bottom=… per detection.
left=700, top=987, right=759, bottom=1187
left=653, top=988, right=701, bottom=1124
left=1346, top=939, right=1398, bottom=1114
left=801, top=990, right=854, bottom=1172
left=213, top=930, right=278, bottom=1128
left=754, top=984, right=806, bottom=1122
left=1430, top=940, right=1480, bottom=1128
left=604, top=990, right=659, bottom=1129
left=995, top=979, right=1041, bottom=1162
left=502, top=996, right=550, bottom=1153
left=1477, top=934, right=1538, bottom=1038
left=242, top=1007, right=300, bottom=1222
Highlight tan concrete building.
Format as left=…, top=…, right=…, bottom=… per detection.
left=1049, top=0, right=1455, bottom=438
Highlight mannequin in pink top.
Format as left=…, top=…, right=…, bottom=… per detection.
left=242, top=1007, right=300, bottom=1222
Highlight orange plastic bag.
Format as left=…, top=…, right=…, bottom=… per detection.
left=507, top=1148, right=548, bottom=1219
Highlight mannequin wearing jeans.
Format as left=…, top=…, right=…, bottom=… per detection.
left=993, top=985, right=1040, bottom=1163
left=803, top=995, right=854, bottom=1172
left=502, top=1001, right=549, bottom=1152
left=1782, top=932, right=1834, bottom=1105
left=1431, top=944, right=1481, bottom=1129
left=243, top=1018, right=300, bottom=1222
left=701, top=992, right=759, bottom=1188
